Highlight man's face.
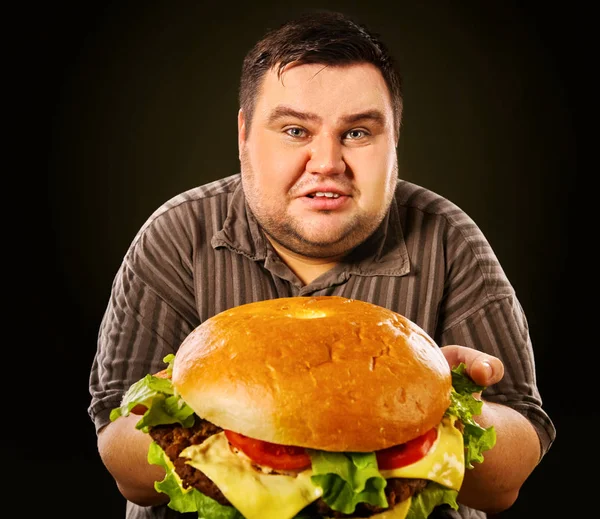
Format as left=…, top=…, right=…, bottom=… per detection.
left=239, top=62, right=398, bottom=259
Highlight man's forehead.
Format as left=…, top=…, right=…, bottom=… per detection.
left=268, top=61, right=384, bottom=86
left=257, top=62, right=393, bottom=115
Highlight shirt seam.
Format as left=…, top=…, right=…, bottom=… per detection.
left=440, top=293, right=514, bottom=335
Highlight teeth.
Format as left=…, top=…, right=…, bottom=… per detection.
left=314, top=192, right=339, bottom=198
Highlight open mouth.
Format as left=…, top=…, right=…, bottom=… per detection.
left=306, top=192, right=340, bottom=199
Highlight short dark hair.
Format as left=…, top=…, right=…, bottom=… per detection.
left=239, top=10, right=403, bottom=139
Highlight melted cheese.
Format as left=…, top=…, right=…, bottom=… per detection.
left=181, top=433, right=323, bottom=519
left=380, top=417, right=465, bottom=491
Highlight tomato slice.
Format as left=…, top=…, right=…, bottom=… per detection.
left=375, top=427, right=438, bottom=470
left=224, top=430, right=311, bottom=470
left=130, top=404, right=148, bottom=415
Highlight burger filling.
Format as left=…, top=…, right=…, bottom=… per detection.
left=150, top=418, right=432, bottom=516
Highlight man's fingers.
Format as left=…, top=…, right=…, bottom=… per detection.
left=155, top=368, right=170, bottom=379
left=440, top=345, right=504, bottom=387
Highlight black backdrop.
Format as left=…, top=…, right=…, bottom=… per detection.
left=25, top=1, right=588, bottom=517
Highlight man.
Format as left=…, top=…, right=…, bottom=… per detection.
left=89, top=10, right=555, bottom=519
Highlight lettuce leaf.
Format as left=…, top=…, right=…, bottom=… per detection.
left=149, top=442, right=243, bottom=519
left=309, top=451, right=387, bottom=514
left=109, top=355, right=195, bottom=432
left=406, top=483, right=458, bottom=519
left=447, top=363, right=497, bottom=468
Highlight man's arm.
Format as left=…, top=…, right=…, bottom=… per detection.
left=98, top=414, right=169, bottom=507
left=441, top=345, right=542, bottom=513
left=459, top=399, right=540, bottom=512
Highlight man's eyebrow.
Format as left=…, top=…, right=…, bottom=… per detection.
left=340, top=110, right=386, bottom=126
left=267, top=106, right=386, bottom=127
left=268, top=106, right=321, bottom=124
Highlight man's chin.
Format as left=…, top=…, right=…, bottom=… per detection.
left=269, top=227, right=364, bottom=258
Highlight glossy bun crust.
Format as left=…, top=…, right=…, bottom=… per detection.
left=172, top=296, right=451, bottom=451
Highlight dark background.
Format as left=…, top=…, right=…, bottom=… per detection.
left=23, top=1, right=589, bottom=517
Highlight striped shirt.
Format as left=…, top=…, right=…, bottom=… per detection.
left=88, top=173, right=555, bottom=519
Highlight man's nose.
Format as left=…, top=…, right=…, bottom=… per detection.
left=306, top=134, right=346, bottom=175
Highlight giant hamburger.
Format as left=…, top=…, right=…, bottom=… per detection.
left=111, top=296, right=496, bottom=518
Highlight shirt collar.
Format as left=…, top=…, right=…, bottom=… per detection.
left=211, top=181, right=410, bottom=279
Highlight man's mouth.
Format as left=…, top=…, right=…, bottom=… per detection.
left=306, top=192, right=341, bottom=199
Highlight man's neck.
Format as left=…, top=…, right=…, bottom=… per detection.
left=267, top=238, right=343, bottom=285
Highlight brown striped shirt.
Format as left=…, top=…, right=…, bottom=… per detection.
left=89, top=173, right=555, bottom=519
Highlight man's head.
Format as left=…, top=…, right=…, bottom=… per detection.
left=239, top=10, right=403, bottom=139
left=238, top=11, right=402, bottom=260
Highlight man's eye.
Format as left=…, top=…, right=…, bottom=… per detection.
left=285, top=127, right=306, bottom=138
left=345, top=129, right=367, bottom=140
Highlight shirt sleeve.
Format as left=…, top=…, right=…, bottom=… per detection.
left=88, top=206, right=201, bottom=434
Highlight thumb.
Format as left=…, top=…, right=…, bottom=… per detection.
left=440, top=345, right=504, bottom=387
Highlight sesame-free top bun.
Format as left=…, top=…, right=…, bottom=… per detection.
left=172, top=296, right=451, bottom=452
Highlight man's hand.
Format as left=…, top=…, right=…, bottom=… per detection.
left=440, top=345, right=504, bottom=387
left=439, top=345, right=540, bottom=513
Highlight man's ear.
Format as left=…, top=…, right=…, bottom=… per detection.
left=237, top=109, right=246, bottom=160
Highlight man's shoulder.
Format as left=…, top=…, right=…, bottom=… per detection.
left=144, top=174, right=241, bottom=223
left=128, top=174, right=241, bottom=251
left=396, top=179, right=461, bottom=214
left=395, top=179, right=476, bottom=229
left=164, top=173, right=241, bottom=207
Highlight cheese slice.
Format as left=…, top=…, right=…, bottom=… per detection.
left=380, top=417, right=465, bottom=491
left=181, top=432, right=323, bottom=519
